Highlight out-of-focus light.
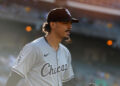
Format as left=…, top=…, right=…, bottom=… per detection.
left=106, top=40, right=113, bottom=46
left=105, top=73, right=110, bottom=79
left=25, top=7, right=31, bottom=12
left=107, top=23, right=112, bottom=28
left=25, top=26, right=32, bottom=32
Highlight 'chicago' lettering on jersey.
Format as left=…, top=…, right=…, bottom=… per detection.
left=41, top=63, right=68, bottom=77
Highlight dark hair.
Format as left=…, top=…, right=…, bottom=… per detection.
left=42, top=22, right=51, bottom=34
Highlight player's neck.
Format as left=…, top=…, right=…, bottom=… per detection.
left=45, top=33, right=62, bottom=51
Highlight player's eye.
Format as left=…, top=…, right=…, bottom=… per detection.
left=61, top=22, right=72, bottom=24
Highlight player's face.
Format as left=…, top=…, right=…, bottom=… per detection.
left=53, top=21, right=72, bottom=39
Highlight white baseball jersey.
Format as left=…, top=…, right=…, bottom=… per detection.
left=12, top=37, right=74, bottom=86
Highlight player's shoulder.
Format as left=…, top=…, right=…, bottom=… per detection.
left=29, top=37, right=45, bottom=46
left=24, top=37, right=44, bottom=49
left=32, top=36, right=44, bottom=44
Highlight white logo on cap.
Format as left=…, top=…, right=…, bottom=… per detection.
left=65, top=9, right=71, bottom=16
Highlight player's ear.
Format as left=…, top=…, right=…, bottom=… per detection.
left=50, top=22, right=56, bottom=30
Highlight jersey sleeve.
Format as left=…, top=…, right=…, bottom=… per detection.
left=12, top=43, right=37, bottom=78
left=62, top=50, right=74, bottom=82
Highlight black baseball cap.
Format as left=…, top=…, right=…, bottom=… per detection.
left=47, top=8, right=79, bottom=23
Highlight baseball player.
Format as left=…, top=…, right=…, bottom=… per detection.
left=6, top=8, right=79, bottom=86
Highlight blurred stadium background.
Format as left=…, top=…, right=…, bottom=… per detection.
left=0, top=0, right=120, bottom=86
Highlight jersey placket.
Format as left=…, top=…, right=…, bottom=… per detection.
left=44, top=37, right=60, bottom=86
left=56, top=50, right=59, bottom=86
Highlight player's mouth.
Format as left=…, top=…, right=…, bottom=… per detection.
left=65, top=30, right=71, bottom=35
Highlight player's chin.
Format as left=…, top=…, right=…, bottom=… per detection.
left=61, top=33, right=70, bottom=39
left=63, top=36, right=72, bottom=44
left=63, top=35, right=70, bottom=40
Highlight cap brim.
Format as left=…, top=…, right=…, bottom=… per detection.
left=71, top=18, right=79, bottom=23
